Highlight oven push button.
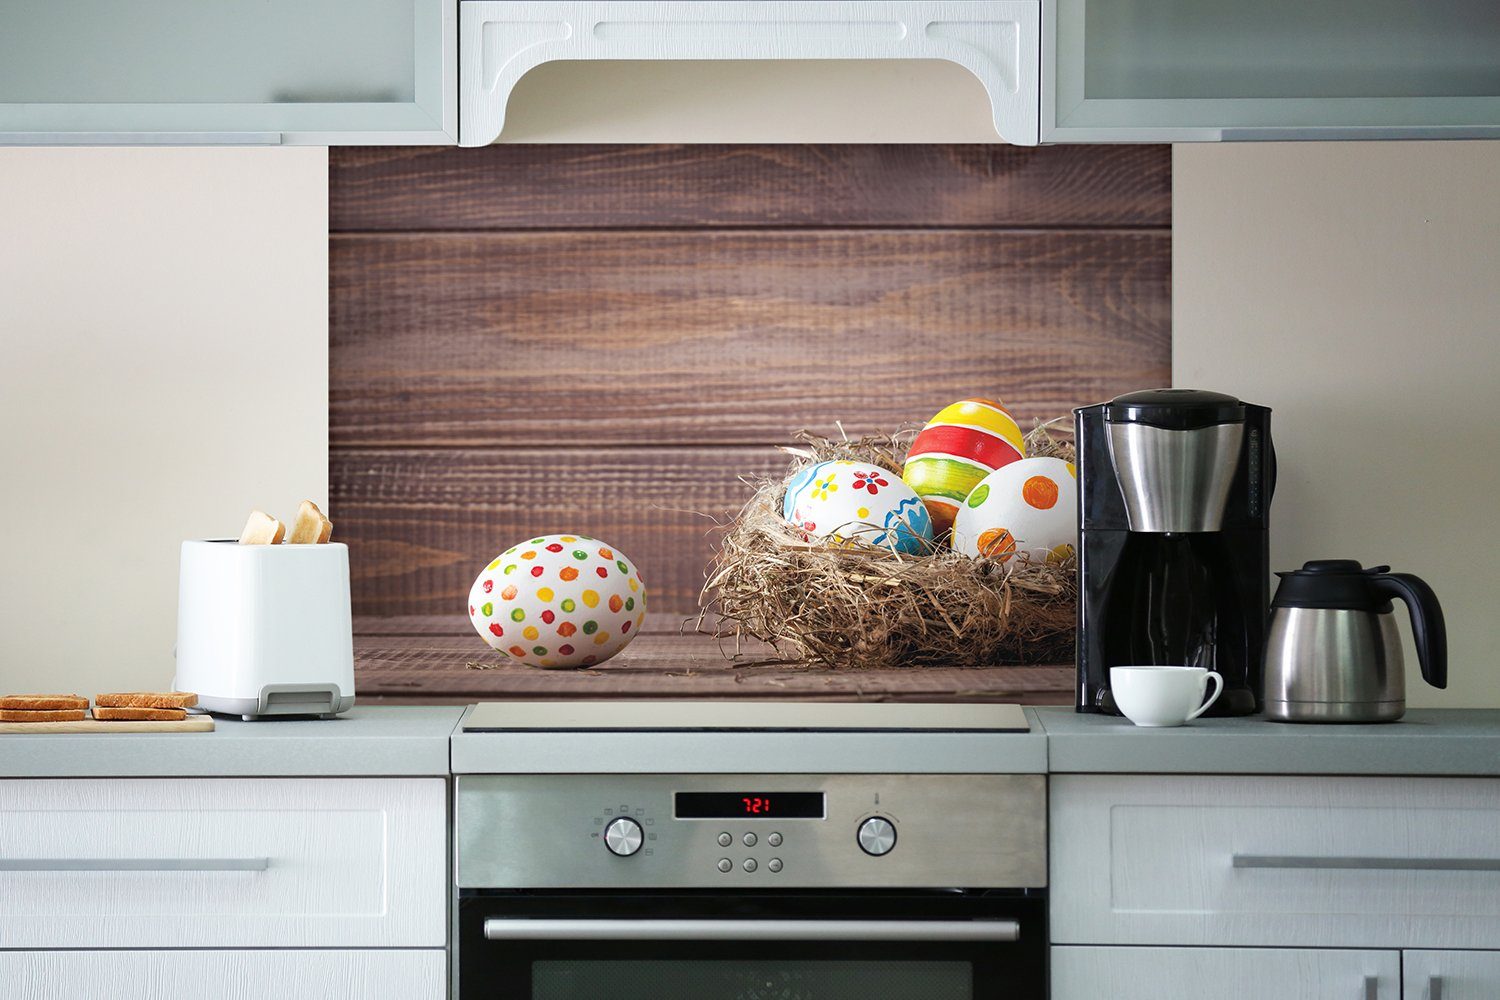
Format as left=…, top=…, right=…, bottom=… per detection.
left=604, top=817, right=644, bottom=856
left=717, top=832, right=733, bottom=847
left=857, top=816, right=897, bottom=857
left=717, top=858, right=733, bottom=873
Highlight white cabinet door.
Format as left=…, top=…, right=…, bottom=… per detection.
left=0, top=778, right=446, bottom=948
left=1043, top=0, right=1500, bottom=141
left=0, top=949, right=445, bottom=1000
left=1051, top=775, right=1500, bottom=949
left=1053, top=946, right=1399, bottom=1000
left=0, top=0, right=454, bottom=144
left=1404, top=952, right=1500, bottom=1000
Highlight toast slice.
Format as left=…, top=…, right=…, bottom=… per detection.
left=0, top=708, right=87, bottom=722
left=94, top=692, right=199, bottom=710
left=238, top=510, right=286, bottom=545
left=92, top=706, right=188, bottom=722
left=286, top=499, right=333, bottom=544
left=0, top=694, right=88, bottom=711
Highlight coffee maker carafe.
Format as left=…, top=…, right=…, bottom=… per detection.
left=1075, top=389, right=1275, bottom=715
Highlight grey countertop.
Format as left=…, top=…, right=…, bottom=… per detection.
left=1035, top=707, right=1500, bottom=776
left=6, top=704, right=1500, bottom=778
left=0, top=706, right=465, bottom=778
left=449, top=705, right=1051, bottom=774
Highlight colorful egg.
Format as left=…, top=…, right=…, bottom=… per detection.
left=782, top=460, right=934, bottom=554
left=953, top=457, right=1078, bottom=564
left=468, top=535, right=645, bottom=669
left=902, top=398, right=1026, bottom=536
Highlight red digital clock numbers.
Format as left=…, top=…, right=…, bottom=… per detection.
left=675, top=791, right=824, bottom=819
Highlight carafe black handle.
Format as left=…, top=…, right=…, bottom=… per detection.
left=1371, top=573, right=1447, bottom=690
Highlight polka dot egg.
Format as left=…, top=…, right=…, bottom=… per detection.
left=782, top=460, right=934, bottom=555
left=952, top=457, right=1078, bottom=564
left=468, top=535, right=645, bottom=669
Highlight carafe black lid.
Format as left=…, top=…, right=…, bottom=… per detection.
left=1105, top=388, right=1245, bottom=430
left=1271, top=559, right=1395, bottom=611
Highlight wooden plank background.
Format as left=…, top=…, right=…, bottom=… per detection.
left=330, top=144, right=1171, bottom=699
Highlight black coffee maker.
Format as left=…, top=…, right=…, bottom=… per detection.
left=1074, top=389, right=1275, bottom=716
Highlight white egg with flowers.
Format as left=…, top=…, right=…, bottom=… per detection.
left=952, top=456, right=1078, bottom=564
left=468, top=534, right=645, bottom=669
left=782, top=460, right=933, bottom=554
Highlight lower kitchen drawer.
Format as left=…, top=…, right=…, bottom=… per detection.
left=1052, top=946, right=1399, bottom=1000
left=0, top=777, right=445, bottom=948
left=1051, top=775, right=1500, bottom=948
left=1404, top=950, right=1500, bottom=1000
left=0, top=949, right=446, bottom=999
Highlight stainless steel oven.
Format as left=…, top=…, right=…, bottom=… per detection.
left=456, top=773, right=1047, bottom=999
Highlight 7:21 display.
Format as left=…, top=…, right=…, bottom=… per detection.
left=674, top=791, right=825, bottom=819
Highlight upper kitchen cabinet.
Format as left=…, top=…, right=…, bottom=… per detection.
left=1044, top=0, right=1500, bottom=141
left=0, top=0, right=454, bottom=145
left=459, top=1, right=1041, bottom=146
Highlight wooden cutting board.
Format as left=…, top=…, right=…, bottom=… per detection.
left=0, top=716, right=215, bottom=734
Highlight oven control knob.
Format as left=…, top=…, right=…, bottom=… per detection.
left=858, top=816, right=897, bottom=857
left=604, top=817, right=644, bottom=857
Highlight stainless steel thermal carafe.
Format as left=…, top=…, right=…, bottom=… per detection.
left=1263, top=560, right=1447, bottom=723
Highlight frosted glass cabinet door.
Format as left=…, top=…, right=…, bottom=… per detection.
left=0, top=0, right=454, bottom=144
left=1044, top=0, right=1500, bottom=141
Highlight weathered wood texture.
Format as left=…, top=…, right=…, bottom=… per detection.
left=331, top=447, right=784, bottom=616
left=331, top=229, right=1170, bottom=447
left=353, top=615, right=1075, bottom=704
left=330, top=143, right=1169, bottom=696
left=330, top=144, right=1171, bottom=231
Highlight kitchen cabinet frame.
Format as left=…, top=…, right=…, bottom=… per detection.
left=0, top=0, right=455, bottom=145
left=1041, top=0, right=1500, bottom=142
left=459, top=1, right=1042, bottom=146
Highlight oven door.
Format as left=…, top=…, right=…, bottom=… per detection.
left=459, top=889, right=1046, bottom=999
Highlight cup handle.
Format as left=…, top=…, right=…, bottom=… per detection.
left=1185, top=671, right=1224, bottom=721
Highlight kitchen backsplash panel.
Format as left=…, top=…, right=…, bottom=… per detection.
left=329, top=144, right=1170, bottom=618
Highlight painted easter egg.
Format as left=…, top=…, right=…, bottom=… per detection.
left=952, top=457, right=1078, bottom=564
left=782, top=460, right=934, bottom=554
left=468, top=535, right=645, bottom=669
left=902, top=398, right=1026, bottom=537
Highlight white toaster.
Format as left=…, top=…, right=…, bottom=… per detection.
left=174, top=539, right=356, bottom=720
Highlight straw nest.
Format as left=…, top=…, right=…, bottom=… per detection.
left=696, top=421, right=1078, bottom=669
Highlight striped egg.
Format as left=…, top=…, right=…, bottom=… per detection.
left=902, top=398, right=1026, bottom=537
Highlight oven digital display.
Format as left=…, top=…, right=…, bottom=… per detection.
left=674, top=791, right=825, bottom=819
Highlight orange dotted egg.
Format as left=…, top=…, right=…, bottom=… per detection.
left=953, top=456, right=1078, bottom=563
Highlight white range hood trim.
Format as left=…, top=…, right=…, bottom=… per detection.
left=459, top=1, right=1040, bottom=146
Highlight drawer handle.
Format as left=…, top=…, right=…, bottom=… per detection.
left=1234, top=854, right=1500, bottom=872
left=1364, top=976, right=1379, bottom=1000
left=1429, top=976, right=1443, bottom=1000
left=484, top=918, right=1019, bottom=942
left=0, top=858, right=270, bottom=872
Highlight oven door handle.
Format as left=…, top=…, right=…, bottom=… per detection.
left=483, top=918, right=1020, bottom=942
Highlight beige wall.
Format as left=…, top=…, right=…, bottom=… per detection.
left=500, top=60, right=1004, bottom=142
left=1174, top=142, right=1500, bottom=709
left=0, top=147, right=328, bottom=696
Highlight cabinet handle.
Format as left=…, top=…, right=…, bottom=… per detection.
left=1234, top=854, right=1500, bottom=872
left=1429, top=976, right=1443, bottom=1000
left=1363, top=976, right=1379, bottom=1000
left=0, top=132, right=283, bottom=146
left=0, top=858, right=269, bottom=872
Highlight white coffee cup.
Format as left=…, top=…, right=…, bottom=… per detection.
left=1110, top=666, right=1224, bottom=727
